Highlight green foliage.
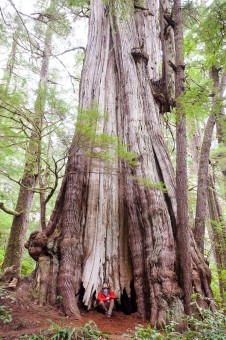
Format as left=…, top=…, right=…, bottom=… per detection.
left=182, top=0, right=226, bottom=129
left=184, top=308, right=226, bottom=339
left=67, top=0, right=90, bottom=7
left=74, top=50, right=85, bottom=66
left=0, top=305, right=12, bottom=323
left=0, top=249, right=4, bottom=268
left=129, top=175, right=168, bottom=192
left=184, top=0, right=226, bottom=70
left=211, top=144, right=226, bottom=170
left=124, top=308, right=226, bottom=339
left=124, top=323, right=163, bottom=339
left=21, top=320, right=110, bottom=339
left=48, top=319, right=110, bottom=339
left=47, top=86, right=70, bottom=118
left=0, top=210, right=12, bottom=241
left=74, top=105, right=138, bottom=167
left=0, top=211, right=13, bottom=269
left=21, top=253, right=36, bottom=276
left=0, top=288, right=15, bottom=324
left=210, top=260, right=223, bottom=305
left=0, top=288, right=16, bottom=302
left=0, top=210, right=35, bottom=276
left=67, top=0, right=136, bottom=21
left=179, top=68, right=213, bottom=123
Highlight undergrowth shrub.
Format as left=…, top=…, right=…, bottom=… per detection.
left=21, top=253, right=36, bottom=276
left=0, top=288, right=14, bottom=324
left=124, top=308, right=226, bottom=339
left=21, top=320, right=110, bottom=339
left=0, top=305, right=12, bottom=323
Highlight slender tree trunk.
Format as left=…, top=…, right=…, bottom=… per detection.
left=173, top=0, right=191, bottom=315
left=159, top=0, right=175, bottom=112
left=189, top=127, right=226, bottom=302
left=207, top=172, right=226, bottom=301
left=2, top=31, right=17, bottom=91
left=216, top=73, right=226, bottom=145
left=216, top=72, right=226, bottom=198
left=194, top=67, right=220, bottom=254
left=38, top=136, right=51, bottom=230
left=26, top=0, right=214, bottom=324
left=3, top=1, right=55, bottom=275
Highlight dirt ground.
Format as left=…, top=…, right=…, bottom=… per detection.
left=0, top=281, right=145, bottom=339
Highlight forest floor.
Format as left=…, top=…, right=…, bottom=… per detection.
left=0, top=280, right=145, bottom=339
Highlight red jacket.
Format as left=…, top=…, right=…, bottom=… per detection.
left=97, top=290, right=117, bottom=302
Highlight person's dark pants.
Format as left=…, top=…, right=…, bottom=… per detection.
left=98, top=299, right=115, bottom=316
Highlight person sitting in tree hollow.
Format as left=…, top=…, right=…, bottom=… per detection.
left=97, top=282, right=117, bottom=317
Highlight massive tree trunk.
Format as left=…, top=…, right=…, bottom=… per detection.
left=25, top=0, right=214, bottom=325
left=2, top=1, right=55, bottom=275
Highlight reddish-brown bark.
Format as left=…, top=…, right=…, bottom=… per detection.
left=173, top=0, right=191, bottom=315
left=25, top=0, right=214, bottom=324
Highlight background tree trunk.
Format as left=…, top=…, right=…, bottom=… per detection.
left=194, top=67, right=221, bottom=254
left=174, top=0, right=191, bottom=315
left=216, top=72, right=226, bottom=200
left=3, top=0, right=55, bottom=275
left=207, top=172, right=226, bottom=301
left=26, top=0, right=214, bottom=324
left=189, top=126, right=226, bottom=303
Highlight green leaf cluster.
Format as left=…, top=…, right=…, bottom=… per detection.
left=74, top=105, right=138, bottom=167
left=182, top=0, right=226, bottom=127
left=130, top=175, right=168, bottom=193
left=67, top=0, right=90, bottom=7
left=184, top=0, right=226, bottom=71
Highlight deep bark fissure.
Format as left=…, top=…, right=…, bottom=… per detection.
left=25, top=0, right=214, bottom=324
left=153, top=148, right=177, bottom=238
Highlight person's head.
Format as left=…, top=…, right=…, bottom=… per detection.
left=102, top=283, right=110, bottom=295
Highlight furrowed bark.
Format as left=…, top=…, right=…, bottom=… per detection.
left=173, top=0, right=191, bottom=315
left=159, top=0, right=176, bottom=112
left=26, top=0, right=214, bottom=323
